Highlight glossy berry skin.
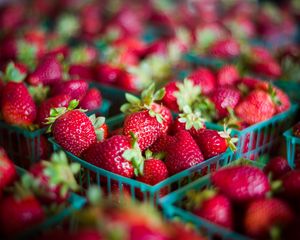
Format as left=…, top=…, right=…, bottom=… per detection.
left=123, top=110, right=162, bottom=151
left=281, top=170, right=300, bottom=199
left=293, top=122, right=300, bottom=137
left=79, top=88, right=102, bottom=111
left=162, top=81, right=180, bottom=112
left=235, top=90, right=275, bottom=125
left=209, top=87, right=241, bottom=119
left=27, top=56, right=62, bottom=86
left=193, top=194, right=233, bottom=229
left=209, top=38, right=240, bottom=59
left=0, top=195, right=45, bottom=236
left=211, top=165, right=270, bottom=202
left=83, top=135, right=134, bottom=178
left=149, top=134, right=174, bottom=153
left=136, top=159, right=168, bottom=185
left=216, top=65, right=240, bottom=86
left=1, top=82, right=37, bottom=126
left=251, top=60, right=281, bottom=79
left=0, top=147, right=16, bottom=191
left=187, top=67, right=216, bottom=95
left=151, top=103, right=172, bottom=134
left=68, top=64, right=95, bottom=81
left=244, top=198, right=294, bottom=238
left=36, top=94, right=71, bottom=127
left=264, top=156, right=291, bottom=179
left=52, top=110, right=96, bottom=156
left=193, top=129, right=228, bottom=159
left=51, top=79, right=88, bottom=101
left=94, top=63, right=121, bottom=85
left=165, top=130, right=204, bottom=175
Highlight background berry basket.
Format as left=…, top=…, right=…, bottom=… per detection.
left=284, top=128, right=300, bottom=168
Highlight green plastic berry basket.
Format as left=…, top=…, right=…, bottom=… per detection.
left=0, top=100, right=111, bottom=169
left=159, top=160, right=264, bottom=240
left=274, top=81, right=300, bottom=103
left=14, top=166, right=86, bottom=239
left=183, top=52, right=227, bottom=69
left=206, top=103, right=299, bottom=160
left=284, top=128, right=300, bottom=168
left=48, top=114, right=235, bottom=207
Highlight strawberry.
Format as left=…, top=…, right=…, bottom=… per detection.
left=264, top=156, right=291, bottom=179
left=216, top=65, right=240, bottom=86
left=83, top=134, right=143, bottom=178
left=29, top=151, right=79, bottom=204
left=149, top=134, right=174, bottom=153
left=68, top=46, right=97, bottom=66
left=46, top=100, right=103, bottom=156
left=117, top=71, right=138, bottom=92
left=186, top=190, right=233, bottom=229
left=0, top=147, right=16, bottom=191
left=150, top=103, right=173, bottom=134
left=235, top=89, right=276, bottom=125
left=193, top=125, right=237, bottom=159
left=209, top=87, right=241, bottom=119
left=0, top=3, right=25, bottom=33
left=281, top=170, right=300, bottom=199
left=27, top=56, right=62, bottom=86
left=251, top=46, right=274, bottom=62
left=244, top=198, right=294, bottom=238
left=293, top=122, right=300, bottom=137
left=79, top=88, right=102, bottom=112
left=211, top=165, right=270, bottom=202
left=36, top=94, right=71, bottom=127
left=209, top=38, right=240, bottom=59
left=165, top=130, right=204, bottom=175
left=187, top=67, right=216, bottom=95
left=251, top=60, right=282, bottom=78
left=51, top=79, right=88, bottom=101
left=161, top=81, right=180, bottom=112
left=80, top=2, right=102, bottom=36
left=68, top=64, right=95, bottom=81
left=94, top=63, right=121, bottom=85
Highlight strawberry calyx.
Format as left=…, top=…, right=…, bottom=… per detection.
left=56, top=13, right=80, bottom=39
left=218, top=123, right=238, bottom=151
left=17, top=40, right=38, bottom=71
left=222, top=107, right=243, bottom=130
left=1, top=62, right=27, bottom=83
left=145, top=149, right=166, bottom=161
left=268, top=84, right=282, bottom=106
left=178, top=105, right=205, bottom=130
left=28, top=84, right=50, bottom=104
left=122, top=132, right=144, bottom=177
left=45, top=99, right=87, bottom=132
left=69, top=46, right=92, bottom=65
left=270, top=225, right=282, bottom=240
left=87, top=185, right=103, bottom=206
left=89, top=115, right=106, bottom=141
left=195, top=28, right=217, bottom=53
left=185, top=189, right=217, bottom=210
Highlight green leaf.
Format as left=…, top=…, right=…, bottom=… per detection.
left=68, top=99, right=79, bottom=110
left=125, top=93, right=140, bottom=104
left=153, top=88, right=166, bottom=101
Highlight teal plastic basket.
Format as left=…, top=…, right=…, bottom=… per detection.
left=183, top=52, right=226, bottom=69
left=0, top=100, right=111, bottom=168
left=274, top=81, right=300, bottom=103
left=206, top=104, right=299, bottom=160
left=48, top=114, right=235, bottom=207
left=159, top=160, right=263, bottom=240
left=284, top=128, right=300, bottom=168
left=14, top=166, right=86, bottom=239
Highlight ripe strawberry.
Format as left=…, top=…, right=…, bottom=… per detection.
left=46, top=100, right=102, bottom=156
left=149, top=134, right=175, bottom=153
left=80, top=2, right=102, bottom=36
left=193, top=126, right=237, bottom=159
left=36, top=94, right=71, bottom=127
left=209, top=87, right=241, bottom=119
left=83, top=134, right=143, bottom=178
left=251, top=60, right=281, bottom=79
left=117, top=71, right=138, bottom=92
left=79, top=88, right=102, bottom=112
left=27, top=56, right=62, bottom=86
left=251, top=46, right=273, bottom=62
left=281, top=170, right=300, bottom=199
left=51, top=79, right=88, bottom=101
left=161, top=81, right=180, bottom=112
left=94, top=63, right=121, bottom=85
left=235, top=89, right=276, bottom=125
left=29, top=151, right=79, bottom=204
left=216, top=65, right=240, bottom=86
left=0, top=147, right=16, bottom=191
left=209, top=38, right=240, bottom=59
left=0, top=192, right=45, bottom=236
left=150, top=103, right=173, bottom=134
left=187, top=67, right=216, bottom=95
left=293, top=122, right=300, bottom=137
left=264, top=156, right=291, bottom=179
left=68, top=64, right=95, bottom=81
left=69, top=46, right=97, bottom=66
left=211, top=165, right=270, bottom=202
left=187, top=190, right=233, bottom=229
left=244, top=198, right=294, bottom=238
left=165, top=130, right=204, bottom=175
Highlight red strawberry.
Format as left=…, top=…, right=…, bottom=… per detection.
left=0, top=147, right=16, bottom=191
left=150, top=103, right=173, bottom=134
left=36, top=94, right=71, bottom=127
left=0, top=193, right=45, bottom=236
left=211, top=165, right=270, bottom=202
left=165, top=130, right=204, bottom=175
left=216, top=65, right=240, bottom=86
left=187, top=190, right=233, bottom=229
left=161, top=81, right=180, bottom=112
left=281, top=170, right=300, bottom=199
left=79, top=88, right=102, bottom=112
left=29, top=151, right=79, bottom=204
left=235, top=89, right=276, bottom=125
left=69, top=46, right=97, bottom=66
left=209, top=38, right=240, bottom=59
left=251, top=46, right=273, bottom=62
left=46, top=100, right=99, bottom=156
left=94, top=63, right=121, bottom=85
left=209, top=87, right=241, bottom=119
left=51, top=79, right=88, bottom=101
left=0, top=3, right=25, bottom=33
left=68, top=64, right=95, bottom=81
left=293, top=122, right=300, bottom=137
left=251, top=60, right=281, bottom=78
left=1, top=82, right=37, bottom=126
left=80, top=2, right=102, bottom=36
left=264, top=156, right=291, bottom=179
left=117, top=71, right=138, bottom=92
left=244, top=198, right=294, bottom=238
left=27, top=56, right=62, bottom=86
left=187, top=67, right=216, bottom=95
left=149, top=134, right=174, bottom=153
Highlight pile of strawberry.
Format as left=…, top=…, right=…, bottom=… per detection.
left=0, top=148, right=79, bottom=238
left=162, top=64, right=291, bottom=129
left=40, top=187, right=205, bottom=240
left=184, top=157, right=300, bottom=239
